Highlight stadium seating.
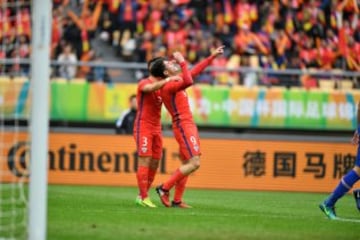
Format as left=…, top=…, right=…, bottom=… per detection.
left=318, top=79, right=336, bottom=90
left=1, top=0, right=359, bottom=89
left=337, top=79, right=354, bottom=90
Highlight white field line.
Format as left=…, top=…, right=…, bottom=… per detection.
left=334, top=217, right=360, bottom=223
left=81, top=208, right=360, bottom=222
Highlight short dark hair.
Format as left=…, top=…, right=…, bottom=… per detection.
left=147, top=57, right=164, bottom=70
left=149, top=58, right=166, bottom=78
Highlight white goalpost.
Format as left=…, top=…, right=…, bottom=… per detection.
left=28, top=0, right=52, bottom=240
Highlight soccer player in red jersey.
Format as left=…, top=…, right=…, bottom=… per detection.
left=151, top=46, right=225, bottom=208
left=133, top=58, right=180, bottom=208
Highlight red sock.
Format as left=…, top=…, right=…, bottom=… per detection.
left=174, top=175, right=188, bottom=203
left=136, top=166, right=149, bottom=199
left=147, top=168, right=157, bottom=191
left=163, top=169, right=185, bottom=191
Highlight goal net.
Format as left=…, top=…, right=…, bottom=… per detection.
left=0, top=0, right=30, bottom=238
left=0, top=0, right=51, bottom=239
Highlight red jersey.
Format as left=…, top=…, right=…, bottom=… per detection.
left=134, top=78, right=162, bottom=132
left=300, top=48, right=317, bottom=63
left=319, top=47, right=335, bottom=68
left=161, top=55, right=215, bottom=125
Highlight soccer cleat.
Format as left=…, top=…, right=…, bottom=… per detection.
left=135, top=196, right=146, bottom=207
left=142, top=197, right=157, bottom=208
left=353, top=189, right=360, bottom=211
left=171, top=201, right=192, bottom=209
left=319, top=202, right=337, bottom=220
left=156, top=185, right=171, bottom=207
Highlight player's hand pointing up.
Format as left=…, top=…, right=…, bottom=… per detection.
left=211, top=45, right=225, bottom=57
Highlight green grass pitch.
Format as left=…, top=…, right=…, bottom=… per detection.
left=47, top=185, right=358, bottom=240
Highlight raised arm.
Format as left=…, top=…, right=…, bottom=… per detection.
left=89, top=0, right=103, bottom=30
left=81, top=0, right=89, bottom=16
left=173, top=52, right=193, bottom=89
left=180, top=61, right=193, bottom=89
left=190, top=45, right=225, bottom=77
left=67, top=10, right=83, bottom=29
left=190, top=55, right=215, bottom=77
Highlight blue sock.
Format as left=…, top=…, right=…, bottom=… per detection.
left=325, top=170, right=360, bottom=207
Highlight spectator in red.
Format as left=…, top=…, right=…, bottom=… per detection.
left=51, top=7, right=63, bottom=59
left=318, top=39, right=337, bottom=70
left=234, top=25, right=267, bottom=55
left=137, top=31, right=154, bottom=62
left=14, top=8, right=31, bottom=38
left=164, top=20, right=187, bottom=56
left=345, top=37, right=360, bottom=71
left=299, top=38, right=318, bottom=69
left=234, top=0, right=257, bottom=30
left=67, top=0, right=103, bottom=55
left=117, top=0, right=138, bottom=49
left=105, top=0, right=121, bottom=14
left=145, top=8, right=163, bottom=37
left=0, top=8, right=11, bottom=39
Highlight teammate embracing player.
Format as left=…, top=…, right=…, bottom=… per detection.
left=150, top=46, right=225, bottom=208
left=133, top=58, right=180, bottom=208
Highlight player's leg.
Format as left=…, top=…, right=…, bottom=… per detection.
left=157, top=155, right=199, bottom=207
left=172, top=176, right=191, bottom=208
left=320, top=164, right=360, bottom=219
left=174, top=155, right=188, bottom=202
left=136, top=155, right=157, bottom=208
left=172, top=127, right=201, bottom=208
left=147, top=133, right=162, bottom=191
left=148, top=159, right=159, bottom=191
left=134, top=131, right=156, bottom=207
left=172, top=155, right=191, bottom=208
left=157, top=125, right=200, bottom=207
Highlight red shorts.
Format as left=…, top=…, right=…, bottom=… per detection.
left=173, top=123, right=201, bottom=161
left=134, top=130, right=163, bottom=160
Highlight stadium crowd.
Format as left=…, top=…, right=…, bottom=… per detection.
left=1, top=0, right=360, bottom=87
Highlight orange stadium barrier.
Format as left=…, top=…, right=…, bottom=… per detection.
left=1, top=132, right=359, bottom=193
